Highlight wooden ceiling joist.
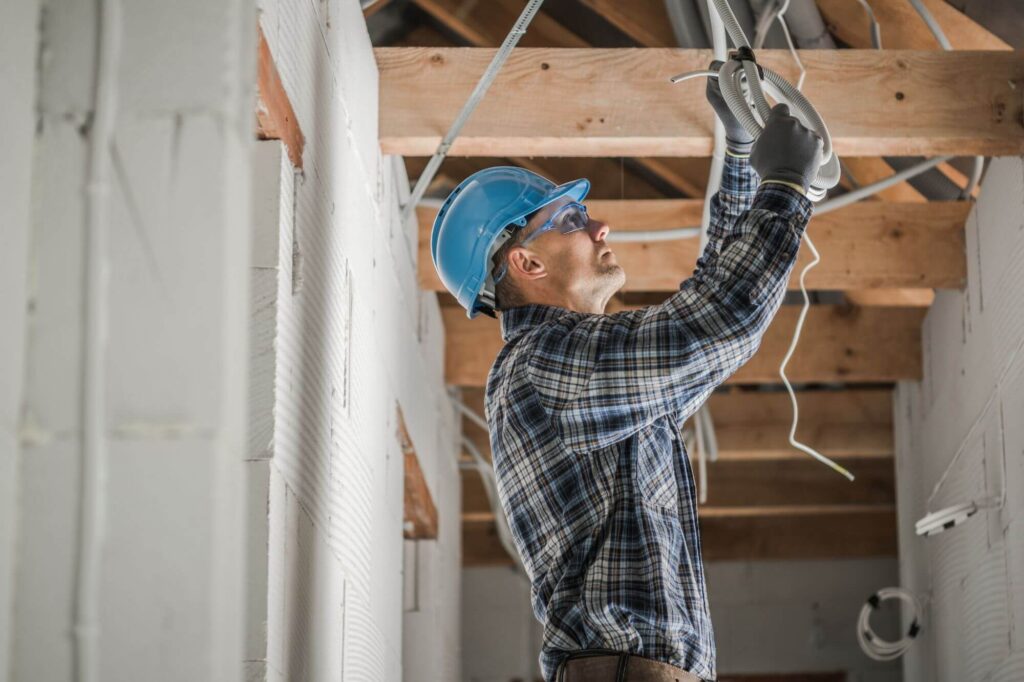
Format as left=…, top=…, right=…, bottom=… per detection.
left=442, top=304, right=925, bottom=387
left=816, top=0, right=1012, bottom=50
left=458, top=387, right=894, bottom=465
left=462, top=504, right=896, bottom=565
left=463, top=458, right=893, bottom=516
left=378, top=48, right=1024, bottom=157
left=417, top=199, right=967, bottom=292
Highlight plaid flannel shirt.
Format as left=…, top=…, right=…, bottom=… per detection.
left=483, top=155, right=813, bottom=681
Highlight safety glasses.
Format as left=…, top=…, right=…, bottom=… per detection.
left=491, top=202, right=590, bottom=285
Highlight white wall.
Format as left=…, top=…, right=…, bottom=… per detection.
left=463, top=559, right=901, bottom=682
left=894, top=155, right=1024, bottom=682
left=0, top=1, right=40, bottom=678
left=256, top=1, right=461, bottom=680
left=3, top=0, right=256, bottom=679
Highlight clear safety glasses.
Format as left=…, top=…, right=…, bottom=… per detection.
left=491, top=202, right=590, bottom=285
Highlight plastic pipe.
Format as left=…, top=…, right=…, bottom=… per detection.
left=75, top=1, right=121, bottom=681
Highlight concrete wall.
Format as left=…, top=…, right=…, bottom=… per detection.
left=894, top=155, right=1024, bottom=682
left=463, top=559, right=902, bottom=682
left=2, top=0, right=256, bottom=679
left=256, top=1, right=461, bottom=680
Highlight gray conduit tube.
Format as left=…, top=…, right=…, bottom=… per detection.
left=664, top=0, right=712, bottom=47
left=402, top=0, right=545, bottom=221
left=76, top=1, right=121, bottom=681
left=904, top=0, right=984, bottom=199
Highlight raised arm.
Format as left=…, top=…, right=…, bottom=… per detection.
left=526, top=106, right=822, bottom=454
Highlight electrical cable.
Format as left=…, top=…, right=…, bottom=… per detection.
left=907, top=0, right=952, bottom=49
left=75, top=1, right=121, bottom=681
left=854, top=0, right=883, bottom=49
left=402, top=0, right=545, bottom=221
left=902, top=0, right=986, bottom=201
left=857, top=587, right=924, bottom=661
left=672, top=0, right=842, bottom=202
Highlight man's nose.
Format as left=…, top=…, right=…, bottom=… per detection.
left=588, top=218, right=610, bottom=242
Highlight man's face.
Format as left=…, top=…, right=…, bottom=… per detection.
left=515, top=196, right=626, bottom=303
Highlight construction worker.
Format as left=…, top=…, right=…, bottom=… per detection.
left=431, top=63, right=823, bottom=682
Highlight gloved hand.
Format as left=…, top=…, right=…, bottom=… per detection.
left=705, top=60, right=754, bottom=155
left=750, top=104, right=823, bottom=194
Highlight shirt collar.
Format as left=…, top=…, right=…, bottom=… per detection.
left=498, top=304, right=576, bottom=343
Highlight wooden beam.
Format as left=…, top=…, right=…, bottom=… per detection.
left=464, top=458, right=893, bottom=516
left=442, top=304, right=925, bottom=387
left=459, top=387, right=893, bottom=463
left=841, top=157, right=927, bottom=203
left=817, top=0, right=1011, bottom=50
left=399, top=405, right=438, bottom=539
left=256, top=25, right=304, bottom=169
left=378, top=48, right=1024, bottom=157
left=698, top=507, right=897, bottom=560
left=463, top=505, right=896, bottom=564
left=412, top=0, right=588, bottom=48
left=363, top=0, right=391, bottom=18
left=401, top=11, right=704, bottom=198
left=845, top=288, right=935, bottom=307
left=418, top=200, right=968, bottom=292
left=579, top=0, right=677, bottom=47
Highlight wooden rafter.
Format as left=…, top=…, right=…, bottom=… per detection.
left=418, top=199, right=967, bottom=292
left=378, top=48, right=1024, bottom=157
left=458, top=387, right=894, bottom=467
left=399, top=405, right=439, bottom=540
left=442, top=304, right=926, bottom=387
left=256, top=25, right=304, bottom=169
left=463, top=504, right=896, bottom=565
left=816, top=0, right=1011, bottom=50
left=402, top=5, right=706, bottom=197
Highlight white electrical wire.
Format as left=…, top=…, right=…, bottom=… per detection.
left=855, top=0, right=883, bottom=49
left=857, top=587, right=924, bottom=661
left=75, top=1, right=121, bottom=681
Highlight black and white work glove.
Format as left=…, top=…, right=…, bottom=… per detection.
left=750, top=104, right=824, bottom=195
left=705, top=60, right=755, bottom=156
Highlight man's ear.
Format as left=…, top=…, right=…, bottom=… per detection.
left=507, top=246, right=547, bottom=281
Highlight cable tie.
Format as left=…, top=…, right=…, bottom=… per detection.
left=867, top=593, right=881, bottom=609
left=908, top=620, right=921, bottom=638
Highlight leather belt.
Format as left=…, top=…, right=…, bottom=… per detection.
left=556, top=650, right=706, bottom=682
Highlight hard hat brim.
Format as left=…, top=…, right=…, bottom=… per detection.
left=466, top=177, right=590, bottom=318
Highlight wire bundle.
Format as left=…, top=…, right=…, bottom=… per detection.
left=857, top=587, right=923, bottom=661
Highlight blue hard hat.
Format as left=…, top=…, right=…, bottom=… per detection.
left=431, top=166, right=590, bottom=318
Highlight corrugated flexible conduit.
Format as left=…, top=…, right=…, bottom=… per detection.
left=75, top=1, right=121, bottom=680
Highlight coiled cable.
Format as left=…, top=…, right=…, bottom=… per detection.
left=857, top=587, right=924, bottom=661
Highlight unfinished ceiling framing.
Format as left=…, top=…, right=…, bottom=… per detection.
left=366, top=0, right=1022, bottom=566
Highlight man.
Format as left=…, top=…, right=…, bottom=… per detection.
left=431, top=65, right=823, bottom=682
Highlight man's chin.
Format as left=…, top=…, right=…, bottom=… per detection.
left=601, top=263, right=626, bottom=291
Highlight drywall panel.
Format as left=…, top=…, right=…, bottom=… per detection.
left=895, top=155, right=1024, bottom=682
left=11, top=0, right=256, bottom=678
left=258, top=1, right=460, bottom=680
